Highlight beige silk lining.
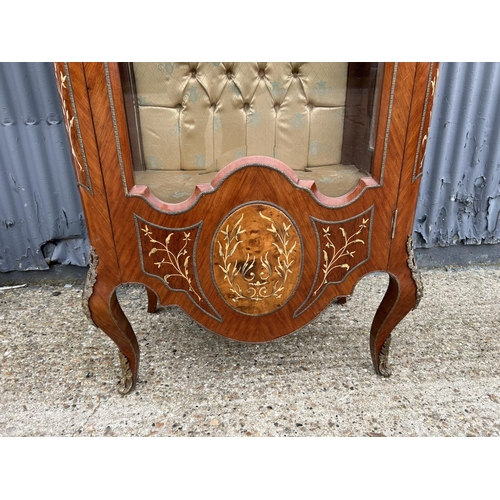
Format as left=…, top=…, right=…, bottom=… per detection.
left=133, top=62, right=348, bottom=172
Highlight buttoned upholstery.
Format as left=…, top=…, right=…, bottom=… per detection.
left=133, top=62, right=348, bottom=172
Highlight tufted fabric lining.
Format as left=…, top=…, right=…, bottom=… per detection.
left=132, top=62, right=349, bottom=172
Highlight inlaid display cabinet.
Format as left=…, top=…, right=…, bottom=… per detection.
left=55, top=62, right=438, bottom=394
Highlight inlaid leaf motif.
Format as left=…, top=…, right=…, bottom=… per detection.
left=314, top=218, right=370, bottom=296
left=141, top=225, right=201, bottom=302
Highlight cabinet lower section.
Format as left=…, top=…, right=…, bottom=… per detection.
left=83, top=159, right=421, bottom=393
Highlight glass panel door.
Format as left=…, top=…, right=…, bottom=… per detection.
left=119, top=62, right=384, bottom=203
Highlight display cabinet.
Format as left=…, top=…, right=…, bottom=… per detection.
left=55, top=62, right=438, bottom=393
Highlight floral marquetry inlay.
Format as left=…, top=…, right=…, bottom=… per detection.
left=294, top=208, right=372, bottom=317
left=141, top=224, right=201, bottom=301
left=134, top=216, right=223, bottom=319
left=314, top=216, right=370, bottom=296
left=212, top=204, right=302, bottom=316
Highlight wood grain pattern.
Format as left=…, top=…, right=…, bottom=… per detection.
left=56, top=62, right=439, bottom=393
left=212, top=203, right=302, bottom=316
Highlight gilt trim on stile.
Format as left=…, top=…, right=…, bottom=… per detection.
left=58, top=63, right=93, bottom=194
left=412, top=62, right=436, bottom=183
left=104, top=63, right=129, bottom=196
left=379, top=62, right=398, bottom=186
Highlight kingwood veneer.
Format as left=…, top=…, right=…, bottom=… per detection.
left=55, top=62, right=438, bottom=394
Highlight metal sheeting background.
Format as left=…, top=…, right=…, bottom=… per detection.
left=415, top=62, right=500, bottom=247
left=1, top=62, right=500, bottom=272
left=0, top=62, right=88, bottom=271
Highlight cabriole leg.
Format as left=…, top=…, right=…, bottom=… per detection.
left=83, top=255, right=140, bottom=394
left=369, top=254, right=422, bottom=377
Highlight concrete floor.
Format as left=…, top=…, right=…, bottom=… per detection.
left=1, top=264, right=500, bottom=438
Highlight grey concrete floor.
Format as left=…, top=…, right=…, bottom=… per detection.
left=1, top=265, right=500, bottom=438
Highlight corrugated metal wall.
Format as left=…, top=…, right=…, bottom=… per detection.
left=0, top=62, right=89, bottom=271
left=414, top=62, right=500, bottom=247
left=1, top=62, right=500, bottom=272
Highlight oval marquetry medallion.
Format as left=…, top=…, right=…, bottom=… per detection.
left=212, top=203, right=302, bottom=316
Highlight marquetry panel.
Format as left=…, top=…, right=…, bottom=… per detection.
left=135, top=215, right=220, bottom=320
left=212, top=203, right=302, bottom=316
left=295, top=207, right=373, bottom=316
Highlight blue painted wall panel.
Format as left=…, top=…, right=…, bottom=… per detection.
left=0, top=62, right=89, bottom=271
left=414, top=62, right=500, bottom=247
